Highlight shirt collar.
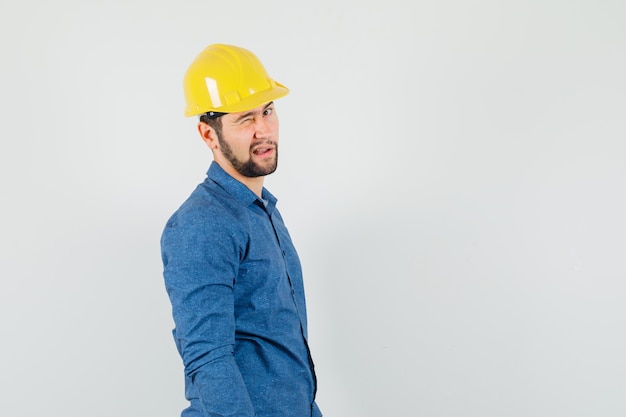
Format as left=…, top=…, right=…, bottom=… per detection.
left=206, top=161, right=278, bottom=213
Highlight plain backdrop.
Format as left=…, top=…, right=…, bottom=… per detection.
left=1, top=1, right=625, bottom=416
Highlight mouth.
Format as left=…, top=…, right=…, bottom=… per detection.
left=251, top=144, right=275, bottom=158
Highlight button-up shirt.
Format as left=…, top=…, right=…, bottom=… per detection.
left=161, top=162, right=321, bottom=417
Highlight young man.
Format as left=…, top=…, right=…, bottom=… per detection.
left=160, top=44, right=322, bottom=417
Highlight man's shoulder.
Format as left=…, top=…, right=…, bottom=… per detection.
left=165, top=180, right=246, bottom=229
left=160, top=181, right=250, bottom=261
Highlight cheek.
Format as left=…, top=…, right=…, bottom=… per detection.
left=268, top=119, right=279, bottom=137
left=233, top=134, right=255, bottom=152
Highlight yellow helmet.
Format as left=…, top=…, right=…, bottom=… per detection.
left=183, top=44, right=289, bottom=117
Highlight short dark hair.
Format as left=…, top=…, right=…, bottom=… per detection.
left=199, top=112, right=225, bottom=139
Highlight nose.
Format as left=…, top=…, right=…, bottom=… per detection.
left=254, top=117, right=272, bottom=138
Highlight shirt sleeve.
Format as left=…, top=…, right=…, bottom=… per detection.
left=161, top=207, right=256, bottom=417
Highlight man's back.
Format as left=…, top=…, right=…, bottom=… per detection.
left=161, top=162, right=321, bottom=417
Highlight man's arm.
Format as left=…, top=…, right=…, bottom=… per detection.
left=161, top=208, right=255, bottom=417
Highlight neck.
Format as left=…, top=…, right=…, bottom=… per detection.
left=240, top=177, right=265, bottom=198
left=216, top=160, right=265, bottom=198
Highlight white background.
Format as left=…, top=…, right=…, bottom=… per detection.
left=1, top=1, right=625, bottom=416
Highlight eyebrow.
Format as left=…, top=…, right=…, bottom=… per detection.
left=232, top=102, right=274, bottom=124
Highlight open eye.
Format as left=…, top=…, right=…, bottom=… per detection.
left=263, top=107, right=274, bottom=117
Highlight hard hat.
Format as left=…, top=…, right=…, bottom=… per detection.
left=183, top=44, right=289, bottom=117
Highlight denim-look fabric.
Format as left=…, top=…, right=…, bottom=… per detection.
left=161, top=162, right=321, bottom=417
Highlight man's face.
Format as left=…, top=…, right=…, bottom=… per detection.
left=216, top=102, right=279, bottom=178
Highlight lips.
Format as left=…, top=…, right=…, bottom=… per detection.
left=251, top=143, right=276, bottom=157
left=253, top=147, right=272, bottom=155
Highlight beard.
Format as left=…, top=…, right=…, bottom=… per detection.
left=217, top=135, right=278, bottom=178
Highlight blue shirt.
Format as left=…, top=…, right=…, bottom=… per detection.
left=161, top=162, right=322, bottom=417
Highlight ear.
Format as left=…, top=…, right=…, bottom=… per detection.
left=197, top=122, right=219, bottom=149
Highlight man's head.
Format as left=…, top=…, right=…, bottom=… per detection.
left=198, top=101, right=279, bottom=178
left=182, top=44, right=288, bottom=184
